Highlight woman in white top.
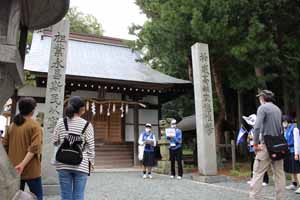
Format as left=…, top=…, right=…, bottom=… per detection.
left=53, top=96, right=95, bottom=200
left=282, top=115, right=300, bottom=194
left=138, top=123, right=156, bottom=179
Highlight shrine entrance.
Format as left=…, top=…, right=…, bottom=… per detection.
left=92, top=104, right=123, bottom=143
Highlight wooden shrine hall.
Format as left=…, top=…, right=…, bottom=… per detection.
left=19, top=31, right=192, bottom=168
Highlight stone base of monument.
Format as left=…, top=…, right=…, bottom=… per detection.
left=153, top=160, right=170, bottom=174
left=153, top=160, right=184, bottom=174
left=191, top=174, right=229, bottom=183
left=43, top=184, right=60, bottom=196
left=12, top=190, right=36, bottom=200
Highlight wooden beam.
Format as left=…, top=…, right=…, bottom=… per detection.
left=133, top=104, right=139, bottom=165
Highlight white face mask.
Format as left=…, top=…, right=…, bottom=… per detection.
left=145, top=128, right=151, bottom=133
left=282, top=121, right=288, bottom=128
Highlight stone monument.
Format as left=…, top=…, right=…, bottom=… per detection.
left=0, top=144, right=20, bottom=199
left=153, top=119, right=171, bottom=174
left=191, top=43, right=224, bottom=182
left=0, top=144, right=37, bottom=199
left=42, top=20, right=69, bottom=194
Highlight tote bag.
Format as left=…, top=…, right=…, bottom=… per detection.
left=138, top=145, right=145, bottom=161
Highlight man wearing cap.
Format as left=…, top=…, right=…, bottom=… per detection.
left=250, top=90, right=286, bottom=200
left=167, top=119, right=183, bottom=179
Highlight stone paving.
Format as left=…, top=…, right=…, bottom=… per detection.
left=45, top=172, right=299, bottom=200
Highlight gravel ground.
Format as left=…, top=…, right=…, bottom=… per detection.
left=45, top=172, right=299, bottom=200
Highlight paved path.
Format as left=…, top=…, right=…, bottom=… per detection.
left=45, top=172, right=298, bottom=200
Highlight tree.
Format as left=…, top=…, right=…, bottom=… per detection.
left=130, top=0, right=245, bottom=144
left=66, top=7, right=104, bottom=36
left=131, top=0, right=300, bottom=145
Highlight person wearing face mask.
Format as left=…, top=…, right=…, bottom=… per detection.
left=282, top=115, right=300, bottom=193
left=167, top=119, right=183, bottom=180
left=138, top=123, right=156, bottom=179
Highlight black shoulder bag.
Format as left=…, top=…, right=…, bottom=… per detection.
left=56, top=118, right=89, bottom=165
left=264, top=134, right=289, bottom=161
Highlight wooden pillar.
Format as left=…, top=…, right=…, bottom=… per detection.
left=133, top=104, right=139, bottom=165
left=121, top=95, right=126, bottom=142
left=158, top=97, right=162, bottom=140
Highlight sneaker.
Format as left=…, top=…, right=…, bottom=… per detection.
left=262, top=182, right=268, bottom=187
left=295, top=187, right=300, bottom=194
left=148, top=174, right=153, bottom=179
left=143, top=174, right=147, bottom=179
left=286, top=184, right=297, bottom=190
left=170, top=175, right=175, bottom=179
left=177, top=176, right=182, bottom=180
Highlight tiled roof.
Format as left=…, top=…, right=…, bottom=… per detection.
left=24, top=32, right=191, bottom=85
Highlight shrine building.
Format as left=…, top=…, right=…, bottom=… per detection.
left=18, top=31, right=192, bottom=169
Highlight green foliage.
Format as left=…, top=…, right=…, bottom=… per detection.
left=161, top=94, right=194, bottom=119
left=24, top=70, right=36, bottom=87
left=132, top=0, right=300, bottom=120
left=66, top=7, right=104, bottom=36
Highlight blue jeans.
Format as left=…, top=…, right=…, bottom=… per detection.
left=20, top=177, right=43, bottom=200
left=57, top=170, right=88, bottom=200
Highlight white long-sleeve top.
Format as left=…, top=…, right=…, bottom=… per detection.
left=294, top=127, right=300, bottom=155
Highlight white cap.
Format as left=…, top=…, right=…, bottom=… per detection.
left=242, top=114, right=257, bottom=126
left=171, top=119, right=177, bottom=124
left=145, top=123, right=152, bottom=127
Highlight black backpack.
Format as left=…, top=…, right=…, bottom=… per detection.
left=56, top=118, right=89, bottom=165
left=264, top=135, right=289, bottom=161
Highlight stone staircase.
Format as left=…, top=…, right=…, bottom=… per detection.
left=94, top=142, right=134, bottom=169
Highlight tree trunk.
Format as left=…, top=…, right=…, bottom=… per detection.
left=237, top=90, right=243, bottom=128
left=211, top=62, right=226, bottom=145
left=255, top=67, right=266, bottom=89
left=282, top=80, right=289, bottom=115
left=187, top=55, right=193, bottom=81
left=296, top=68, right=300, bottom=122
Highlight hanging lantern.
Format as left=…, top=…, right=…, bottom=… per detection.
left=91, top=102, right=96, bottom=116
left=120, top=103, right=124, bottom=117
left=107, top=103, right=111, bottom=116
left=125, top=104, right=129, bottom=114
left=86, top=101, right=89, bottom=111
left=112, top=104, right=116, bottom=112
left=100, top=104, right=103, bottom=114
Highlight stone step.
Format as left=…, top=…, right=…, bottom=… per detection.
left=94, top=143, right=134, bottom=169
left=95, top=160, right=133, bottom=166
left=96, top=155, right=131, bottom=159
left=94, top=163, right=133, bottom=169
